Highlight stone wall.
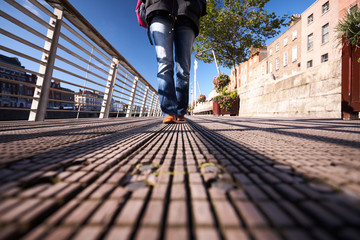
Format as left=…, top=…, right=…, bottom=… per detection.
left=238, top=59, right=342, bottom=118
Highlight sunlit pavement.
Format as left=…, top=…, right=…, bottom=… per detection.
left=0, top=116, right=359, bottom=240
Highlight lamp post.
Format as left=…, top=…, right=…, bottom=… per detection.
left=194, top=59, right=198, bottom=110
left=193, top=48, right=220, bottom=114
left=195, top=48, right=220, bottom=75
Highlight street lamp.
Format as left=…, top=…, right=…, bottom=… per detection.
left=193, top=48, right=220, bottom=111
left=195, top=47, right=220, bottom=75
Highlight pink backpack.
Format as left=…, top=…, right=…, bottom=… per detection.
left=136, top=0, right=147, bottom=28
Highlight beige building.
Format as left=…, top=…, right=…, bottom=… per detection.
left=301, top=0, right=341, bottom=71
left=267, top=15, right=302, bottom=80
left=230, top=48, right=267, bottom=90
left=230, top=0, right=359, bottom=90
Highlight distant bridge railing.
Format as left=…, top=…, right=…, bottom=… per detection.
left=0, top=0, right=161, bottom=121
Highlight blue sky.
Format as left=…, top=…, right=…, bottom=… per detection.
left=1, top=0, right=316, bottom=100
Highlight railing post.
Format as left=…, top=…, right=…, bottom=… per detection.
left=154, top=96, right=161, bottom=117
left=100, top=58, right=118, bottom=118
left=126, top=77, right=138, bottom=117
left=147, top=92, right=155, bottom=117
left=139, top=86, right=149, bottom=117
left=28, top=7, right=63, bottom=121
left=152, top=96, right=158, bottom=117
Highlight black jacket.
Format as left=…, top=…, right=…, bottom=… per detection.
left=143, top=0, right=207, bottom=36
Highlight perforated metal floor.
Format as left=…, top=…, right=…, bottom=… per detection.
left=0, top=116, right=359, bottom=240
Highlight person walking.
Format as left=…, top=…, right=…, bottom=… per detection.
left=142, top=0, right=207, bottom=124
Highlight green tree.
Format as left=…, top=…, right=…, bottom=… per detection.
left=336, top=6, right=360, bottom=49
left=194, top=0, right=290, bottom=88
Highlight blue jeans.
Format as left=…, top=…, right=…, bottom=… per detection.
left=150, top=16, right=195, bottom=117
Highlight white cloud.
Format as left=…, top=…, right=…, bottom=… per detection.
left=20, top=0, right=41, bottom=17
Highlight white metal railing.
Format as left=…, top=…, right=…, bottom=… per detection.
left=0, top=0, right=161, bottom=121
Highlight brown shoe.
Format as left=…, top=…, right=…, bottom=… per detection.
left=177, top=115, right=185, bottom=121
left=163, top=115, right=176, bottom=124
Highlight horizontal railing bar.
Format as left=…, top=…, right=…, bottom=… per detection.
left=52, top=66, right=106, bottom=90
left=0, top=93, right=35, bottom=100
left=55, top=54, right=108, bottom=83
left=0, top=107, right=30, bottom=111
left=46, top=109, right=78, bottom=113
left=114, top=80, right=133, bottom=91
left=4, top=0, right=52, bottom=30
left=133, top=99, right=143, bottom=105
left=0, top=61, right=43, bottom=78
left=57, top=43, right=108, bottom=76
left=113, top=90, right=131, bottom=98
left=116, top=71, right=135, bottom=83
left=133, top=96, right=143, bottom=102
left=116, top=62, right=136, bottom=81
left=28, top=0, right=56, bottom=18
left=47, top=99, right=75, bottom=104
left=0, top=28, right=45, bottom=54
left=76, top=102, right=102, bottom=107
left=59, top=29, right=108, bottom=67
left=0, top=10, right=49, bottom=42
left=111, top=93, right=131, bottom=100
left=136, top=84, right=146, bottom=92
left=113, top=86, right=131, bottom=94
left=51, top=76, right=104, bottom=96
left=59, top=33, right=110, bottom=72
left=0, top=45, right=46, bottom=66
left=61, top=21, right=112, bottom=63
left=0, top=77, right=36, bottom=88
left=47, top=87, right=75, bottom=96
left=53, top=59, right=108, bottom=87
left=50, top=0, right=159, bottom=93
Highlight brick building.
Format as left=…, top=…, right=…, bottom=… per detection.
left=0, top=54, right=75, bottom=110
left=229, top=0, right=360, bottom=88
left=339, top=0, right=360, bottom=19
left=0, top=54, right=37, bottom=108
left=230, top=48, right=267, bottom=90
left=267, top=15, right=302, bottom=80
left=301, top=0, right=342, bottom=71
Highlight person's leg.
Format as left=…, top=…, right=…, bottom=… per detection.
left=174, top=25, right=195, bottom=117
left=150, top=17, right=177, bottom=118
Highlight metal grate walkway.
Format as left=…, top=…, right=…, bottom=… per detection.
left=0, top=117, right=360, bottom=240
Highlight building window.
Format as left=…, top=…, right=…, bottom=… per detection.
left=322, top=23, right=329, bottom=44
left=307, top=60, right=313, bottom=68
left=276, top=58, right=280, bottom=70
left=269, top=48, right=273, bottom=56
left=275, top=43, right=279, bottom=52
left=321, top=53, right=328, bottom=63
left=308, top=14, right=313, bottom=24
left=322, top=1, right=329, bottom=14
left=254, top=58, right=257, bottom=63
left=292, top=46, right=298, bottom=62
left=307, top=33, right=313, bottom=51
left=283, top=52, right=288, bottom=66
left=284, top=37, right=288, bottom=46
left=269, top=62, right=273, bottom=73
left=292, top=30, right=297, bottom=40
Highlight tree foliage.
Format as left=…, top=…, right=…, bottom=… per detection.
left=194, top=0, right=290, bottom=73
left=336, top=6, right=360, bottom=48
